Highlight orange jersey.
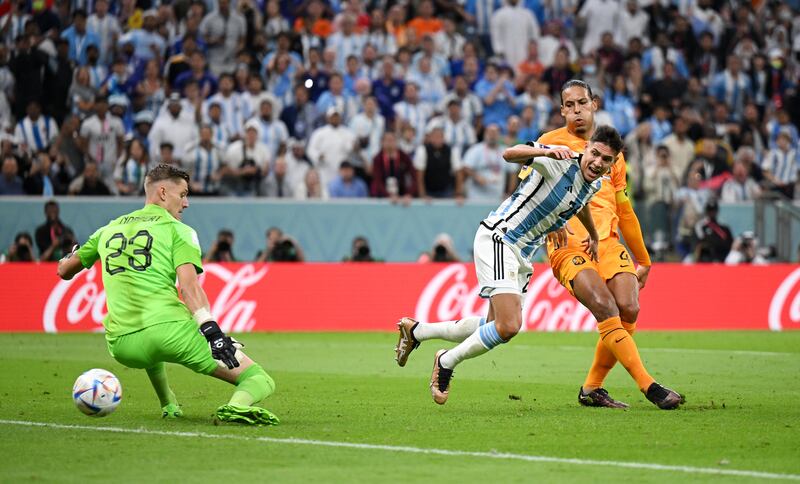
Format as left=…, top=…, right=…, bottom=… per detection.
left=536, top=127, right=627, bottom=248
left=407, top=18, right=443, bottom=38
left=294, top=18, right=334, bottom=38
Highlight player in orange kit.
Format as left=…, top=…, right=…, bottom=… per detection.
left=538, top=80, right=683, bottom=409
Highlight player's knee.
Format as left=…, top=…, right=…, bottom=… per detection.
left=618, top=300, right=640, bottom=323
left=495, top=317, right=522, bottom=341
left=588, top=293, right=619, bottom=321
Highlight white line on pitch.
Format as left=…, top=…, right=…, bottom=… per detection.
left=2, top=419, right=799, bottom=481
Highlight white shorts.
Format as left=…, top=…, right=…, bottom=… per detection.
left=473, top=224, right=534, bottom=299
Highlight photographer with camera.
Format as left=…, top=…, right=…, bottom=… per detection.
left=1, top=232, right=36, bottom=262
left=35, top=200, right=75, bottom=262
left=254, top=227, right=306, bottom=262
left=725, top=231, right=768, bottom=265
left=343, top=236, right=379, bottom=262
left=418, top=232, right=461, bottom=263
left=692, top=199, right=733, bottom=263
left=204, top=229, right=237, bottom=263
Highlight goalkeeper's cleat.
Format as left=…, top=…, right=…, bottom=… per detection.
left=162, top=403, right=184, bottom=418
left=215, top=404, right=280, bottom=426
left=645, top=382, right=685, bottom=410
left=578, top=387, right=629, bottom=409
left=395, top=317, right=421, bottom=367
left=429, top=350, right=453, bottom=405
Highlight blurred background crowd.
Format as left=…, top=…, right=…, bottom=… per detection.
left=0, top=0, right=798, bottom=263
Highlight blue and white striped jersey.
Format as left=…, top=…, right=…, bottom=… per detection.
left=481, top=148, right=602, bottom=261
left=762, top=148, right=798, bottom=184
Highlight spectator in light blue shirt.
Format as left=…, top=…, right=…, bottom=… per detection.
left=329, top=161, right=369, bottom=198
left=709, top=55, right=752, bottom=121
left=60, top=9, right=100, bottom=66
left=475, top=62, right=517, bottom=131
left=407, top=56, right=447, bottom=107
left=604, top=75, right=637, bottom=137
left=517, top=106, right=539, bottom=143
left=648, top=105, right=672, bottom=145
left=118, top=10, right=166, bottom=62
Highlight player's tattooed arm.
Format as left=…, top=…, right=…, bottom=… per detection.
left=177, top=263, right=239, bottom=369
left=177, top=263, right=213, bottom=316
left=575, top=205, right=599, bottom=262
left=502, top=143, right=575, bottom=164
left=57, top=245, right=83, bottom=280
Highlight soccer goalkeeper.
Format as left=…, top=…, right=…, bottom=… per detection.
left=57, top=164, right=278, bottom=425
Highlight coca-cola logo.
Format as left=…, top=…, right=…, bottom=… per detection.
left=414, top=265, right=596, bottom=332
left=44, top=265, right=107, bottom=333
left=199, top=264, right=269, bottom=332
left=43, top=264, right=269, bottom=333
left=768, top=267, right=800, bottom=331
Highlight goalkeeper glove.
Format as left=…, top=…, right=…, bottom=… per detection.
left=199, top=321, right=239, bottom=369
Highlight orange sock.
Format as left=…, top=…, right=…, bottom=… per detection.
left=583, top=321, right=637, bottom=390
left=597, top=317, right=654, bottom=392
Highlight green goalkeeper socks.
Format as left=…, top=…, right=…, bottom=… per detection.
left=146, top=363, right=178, bottom=407
left=229, top=363, right=275, bottom=407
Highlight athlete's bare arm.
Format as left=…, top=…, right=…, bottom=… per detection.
left=176, top=263, right=212, bottom=313
left=614, top=189, right=652, bottom=289
left=502, top=144, right=574, bottom=164
left=57, top=246, right=83, bottom=280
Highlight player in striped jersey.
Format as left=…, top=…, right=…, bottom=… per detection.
left=395, top=126, right=625, bottom=405
left=762, top=130, right=798, bottom=199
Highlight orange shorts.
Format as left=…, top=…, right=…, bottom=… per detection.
left=548, top=236, right=636, bottom=296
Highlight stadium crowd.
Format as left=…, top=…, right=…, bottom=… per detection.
left=0, top=0, right=798, bottom=260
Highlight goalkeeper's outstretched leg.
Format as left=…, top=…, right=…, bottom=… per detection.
left=211, top=352, right=279, bottom=426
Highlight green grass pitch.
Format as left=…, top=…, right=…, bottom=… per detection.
left=1, top=331, right=799, bottom=483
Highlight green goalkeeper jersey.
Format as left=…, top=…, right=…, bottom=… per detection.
left=77, top=204, right=204, bottom=338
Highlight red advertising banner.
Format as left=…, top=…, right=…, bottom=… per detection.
left=1, top=263, right=799, bottom=333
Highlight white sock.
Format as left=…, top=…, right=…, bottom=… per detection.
left=439, top=321, right=505, bottom=369
left=413, top=316, right=485, bottom=343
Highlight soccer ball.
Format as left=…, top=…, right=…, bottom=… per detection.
left=72, top=369, right=122, bottom=417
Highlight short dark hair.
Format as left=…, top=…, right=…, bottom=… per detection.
left=146, top=164, right=190, bottom=187
left=14, top=231, right=32, bottom=244
left=589, top=125, right=624, bottom=155
left=560, top=79, right=593, bottom=105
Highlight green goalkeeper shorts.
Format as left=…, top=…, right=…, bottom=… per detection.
left=106, top=320, right=218, bottom=375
